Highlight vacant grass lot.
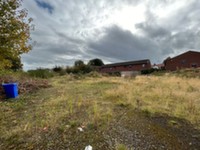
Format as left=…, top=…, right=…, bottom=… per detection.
left=105, top=75, right=200, bottom=126
left=0, top=74, right=200, bottom=149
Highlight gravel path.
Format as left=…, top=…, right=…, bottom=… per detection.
left=102, top=108, right=200, bottom=150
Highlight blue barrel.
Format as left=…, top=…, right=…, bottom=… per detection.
left=2, top=83, right=18, bottom=98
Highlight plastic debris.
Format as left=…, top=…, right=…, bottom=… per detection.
left=77, top=127, right=84, bottom=132
left=85, top=145, right=92, bottom=150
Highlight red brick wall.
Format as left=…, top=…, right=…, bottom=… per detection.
left=100, top=62, right=151, bottom=73
left=165, top=51, right=200, bottom=71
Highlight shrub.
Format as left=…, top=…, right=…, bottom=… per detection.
left=52, top=66, right=66, bottom=76
left=27, top=68, right=54, bottom=78
left=52, top=66, right=63, bottom=72
left=0, top=69, right=14, bottom=77
left=66, top=67, right=73, bottom=74
left=141, top=68, right=156, bottom=75
left=66, top=65, right=92, bottom=74
left=108, top=72, right=121, bottom=76
left=59, top=70, right=66, bottom=76
left=86, top=71, right=102, bottom=78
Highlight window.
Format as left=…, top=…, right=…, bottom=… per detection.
left=142, top=64, right=145, bottom=67
left=181, top=59, right=186, bottom=64
left=191, top=63, right=197, bottom=68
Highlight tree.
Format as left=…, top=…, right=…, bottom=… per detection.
left=88, top=58, right=104, bottom=66
left=74, top=60, right=84, bottom=67
left=52, top=66, right=63, bottom=72
left=67, top=60, right=92, bottom=74
left=10, top=56, right=23, bottom=71
left=0, top=0, right=33, bottom=69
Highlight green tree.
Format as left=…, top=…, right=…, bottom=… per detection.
left=10, top=56, right=23, bottom=70
left=0, top=0, right=33, bottom=69
left=88, top=58, right=104, bottom=66
left=52, top=66, right=63, bottom=72
left=66, top=60, right=92, bottom=74
left=74, top=60, right=84, bottom=67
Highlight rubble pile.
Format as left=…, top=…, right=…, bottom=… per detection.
left=0, top=76, right=50, bottom=100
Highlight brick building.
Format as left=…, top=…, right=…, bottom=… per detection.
left=99, top=59, right=151, bottom=73
left=164, top=50, right=200, bottom=71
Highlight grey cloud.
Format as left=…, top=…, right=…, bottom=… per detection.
left=88, top=25, right=159, bottom=62
left=51, top=29, right=85, bottom=45
left=134, top=0, right=200, bottom=56
left=171, top=30, right=197, bottom=49
left=172, top=1, right=200, bottom=30
left=21, top=0, right=200, bottom=70
left=21, top=35, right=87, bottom=70
left=22, top=45, right=85, bottom=70
left=135, top=22, right=170, bottom=39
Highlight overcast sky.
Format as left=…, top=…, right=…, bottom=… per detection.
left=21, top=0, right=200, bottom=70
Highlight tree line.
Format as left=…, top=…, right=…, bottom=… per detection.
left=26, top=58, right=104, bottom=78
left=54, top=58, right=104, bottom=74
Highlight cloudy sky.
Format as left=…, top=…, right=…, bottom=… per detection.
left=21, top=0, right=200, bottom=70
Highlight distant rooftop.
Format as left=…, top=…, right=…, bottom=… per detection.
left=171, top=50, right=200, bottom=59
left=101, top=59, right=150, bottom=68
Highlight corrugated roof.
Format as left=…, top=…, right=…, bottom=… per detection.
left=101, top=59, right=150, bottom=68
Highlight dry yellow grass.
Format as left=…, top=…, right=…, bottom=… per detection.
left=105, top=75, right=200, bottom=127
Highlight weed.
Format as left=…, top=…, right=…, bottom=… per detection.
left=116, top=143, right=129, bottom=150
left=187, top=99, right=196, bottom=114
left=92, top=101, right=100, bottom=126
left=141, top=109, right=152, bottom=117
left=87, top=123, right=97, bottom=130
left=68, top=98, right=74, bottom=115
left=116, top=100, right=130, bottom=108
left=187, top=85, right=198, bottom=92
left=168, top=120, right=178, bottom=126
left=69, top=120, right=80, bottom=128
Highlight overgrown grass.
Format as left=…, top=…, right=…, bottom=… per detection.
left=175, top=68, right=200, bottom=78
left=104, top=75, right=200, bottom=127
left=0, top=75, right=117, bottom=149
left=0, top=72, right=200, bottom=149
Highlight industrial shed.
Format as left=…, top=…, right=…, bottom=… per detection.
left=99, top=59, right=151, bottom=74
left=164, top=50, right=200, bottom=71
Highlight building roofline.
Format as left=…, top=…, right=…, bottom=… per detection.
left=170, top=50, right=200, bottom=60
left=101, top=59, right=151, bottom=68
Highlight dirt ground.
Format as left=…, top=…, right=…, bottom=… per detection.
left=46, top=107, right=200, bottom=150
left=104, top=107, right=200, bottom=150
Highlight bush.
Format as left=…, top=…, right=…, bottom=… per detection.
left=52, top=66, right=66, bottom=76
left=141, top=68, right=156, bottom=75
left=108, top=72, right=121, bottom=76
left=66, top=67, right=73, bottom=74
left=66, top=65, right=92, bottom=74
left=59, top=70, right=66, bottom=76
left=27, top=68, right=54, bottom=78
left=174, top=68, right=200, bottom=78
left=0, top=69, right=14, bottom=77
left=52, top=66, right=63, bottom=72
left=86, top=71, right=102, bottom=78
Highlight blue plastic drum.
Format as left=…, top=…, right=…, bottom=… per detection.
left=2, top=83, right=18, bottom=98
